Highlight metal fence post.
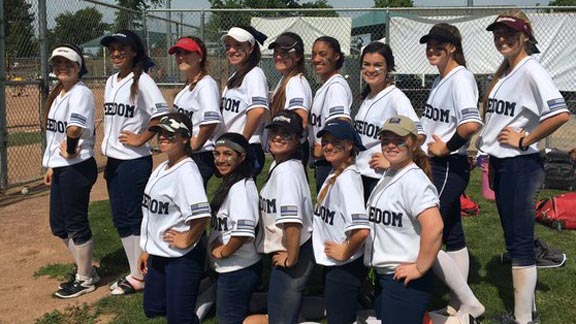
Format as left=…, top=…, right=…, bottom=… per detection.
left=0, top=0, right=8, bottom=191
left=200, top=9, right=205, bottom=41
left=38, top=0, right=49, bottom=171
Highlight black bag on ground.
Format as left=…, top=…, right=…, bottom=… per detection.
left=541, top=149, right=576, bottom=191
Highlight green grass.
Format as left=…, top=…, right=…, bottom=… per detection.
left=34, top=159, right=576, bottom=323
left=9, top=131, right=42, bottom=146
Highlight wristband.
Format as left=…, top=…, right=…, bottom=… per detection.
left=518, top=137, right=529, bottom=151
left=66, top=136, right=80, bottom=155
left=445, top=132, right=467, bottom=152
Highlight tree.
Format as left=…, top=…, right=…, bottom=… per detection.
left=49, top=7, right=111, bottom=48
left=548, top=0, right=576, bottom=11
left=114, top=0, right=164, bottom=30
left=374, top=0, right=413, bottom=7
left=4, top=0, right=38, bottom=58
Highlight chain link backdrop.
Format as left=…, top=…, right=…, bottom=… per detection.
left=1, top=2, right=575, bottom=191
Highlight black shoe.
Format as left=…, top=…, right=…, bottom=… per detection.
left=59, top=268, right=100, bottom=290
left=54, top=279, right=95, bottom=299
left=494, top=311, right=540, bottom=324
left=535, top=238, right=567, bottom=268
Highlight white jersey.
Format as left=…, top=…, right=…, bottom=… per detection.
left=173, top=75, right=222, bottom=152
left=208, top=179, right=261, bottom=273
left=354, top=85, right=425, bottom=179
left=140, top=158, right=211, bottom=258
left=42, top=81, right=95, bottom=168
left=364, top=163, right=439, bottom=274
left=420, top=66, right=482, bottom=156
left=313, top=165, right=370, bottom=266
left=221, top=67, right=269, bottom=144
left=272, top=74, right=313, bottom=113
left=256, top=159, right=314, bottom=254
left=102, top=71, right=169, bottom=160
left=478, top=57, right=568, bottom=158
left=309, top=74, right=352, bottom=146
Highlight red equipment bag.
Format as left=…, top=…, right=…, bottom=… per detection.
left=460, top=193, right=480, bottom=217
left=535, top=192, right=576, bottom=230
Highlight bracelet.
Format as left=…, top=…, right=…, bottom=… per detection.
left=415, top=264, right=424, bottom=276
left=446, top=132, right=468, bottom=152
left=518, top=137, right=529, bottom=151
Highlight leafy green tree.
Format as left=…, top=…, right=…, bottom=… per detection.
left=4, top=0, right=38, bottom=58
left=374, top=0, right=413, bottom=7
left=114, top=0, right=163, bottom=30
left=49, top=7, right=111, bottom=48
left=548, top=0, right=576, bottom=11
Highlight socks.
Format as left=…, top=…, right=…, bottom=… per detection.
left=447, top=247, right=471, bottom=310
left=73, top=239, right=95, bottom=280
left=63, top=238, right=78, bottom=262
left=121, top=235, right=144, bottom=286
left=512, top=265, right=537, bottom=324
left=433, top=250, right=485, bottom=318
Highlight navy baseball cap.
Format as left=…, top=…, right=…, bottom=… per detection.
left=265, top=111, right=303, bottom=136
left=419, top=25, right=461, bottom=45
left=317, top=120, right=366, bottom=151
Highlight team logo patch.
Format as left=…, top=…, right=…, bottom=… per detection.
left=288, top=98, right=304, bottom=107
left=191, top=202, right=210, bottom=216
left=389, top=117, right=401, bottom=124
left=156, top=103, right=170, bottom=112
left=204, top=111, right=220, bottom=121
left=252, top=96, right=267, bottom=105
left=70, top=113, right=87, bottom=126
left=328, top=106, right=345, bottom=116
left=547, top=98, right=567, bottom=111
left=280, top=205, right=298, bottom=217
left=237, top=219, right=255, bottom=230
left=461, top=108, right=480, bottom=119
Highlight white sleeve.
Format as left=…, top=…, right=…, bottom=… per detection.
left=452, top=73, right=482, bottom=126
left=245, top=69, right=269, bottom=111
left=404, top=173, right=439, bottom=219
left=526, top=68, right=569, bottom=121
left=175, top=168, right=211, bottom=222
left=394, top=90, right=426, bottom=135
left=228, top=181, right=258, bottom=238
left=285, top=76, right=311, bottom=112
left=197, top=78, right=222, bottom=126
left=323, top=83, right=351, bottom=122
left=339, top=173, right=370, bottom=233
left=274, top=165, right=305, bottom=226
left=138, top=73, right=170, bottom=118
left=66, top=87, right=95, bottom=131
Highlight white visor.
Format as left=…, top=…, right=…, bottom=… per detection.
left=49, top=47, right=82, bottom=67
left=221, top=27, right=255, bottom=46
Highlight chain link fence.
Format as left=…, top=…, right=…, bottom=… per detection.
left=1, top=3, right=575, bottom=191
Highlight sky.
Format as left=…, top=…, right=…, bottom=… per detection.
left=169, top=0, right=549, bottom=8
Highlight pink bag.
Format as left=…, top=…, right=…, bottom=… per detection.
left=481, top=157, right=495, bottom=201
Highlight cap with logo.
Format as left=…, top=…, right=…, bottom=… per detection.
left=380, top=115, right=418, bottom=137
left=317, top=120, right=366, bottom=151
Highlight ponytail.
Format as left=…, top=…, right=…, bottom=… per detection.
left=316, top=151, right=356, bottom=206
left=44, top=82, right=64, bottom=129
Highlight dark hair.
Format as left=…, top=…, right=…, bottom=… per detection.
left=182, top=35, right=209, bottom=92
left=111, top=30, right=150, bottom=102
left=270, top=32, right=307, bottom=118
left=210, top=133, right=253, bottom=215
left=314, top=36, right=345, bottom=70
left=360, top=42, right=396, bottom=100
left=226, top=28, right=262, bottom=89
left=269, top=110, right=304, bottom=162
left=430, top=23, right=466, bottom=67
left=44, top=43, right=86, bottom=129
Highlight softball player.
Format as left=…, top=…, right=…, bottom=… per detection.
left=355, top=41, right=424, bottom=202
left=478, top=11, right=569, bottom=324
left=255, top=111, right=314, bottom=324
left=169, top=36, right=222, bottom=187
left=221, top=26, right=269, bottom=178
left=43, top=44, right=98, bottom=299
left=100, top=30, right=170, bottom=295
left=268, top=32, right=312, bottom=163
left=208, top=133, right=261, bottom=324
left=364, top=116, right=443, bottom=324
left=138, top=113, right=210, bottom=324
left=313, top=120, right=369, bottom=324
left=310, top=36, right=352, bottom=192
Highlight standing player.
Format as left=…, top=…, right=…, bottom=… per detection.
left=169, top=36, right=222, bottom=187
left=419, top=23, right=485, bottom=320
left=43, top=44, right=98, bottom=298
left=355, top=41, right=424, bottom=202
left=313, top=120, right=370, bottom=324
left=208, top=133, right=261, bottom=324
left=478, top=11, right=569, bottom=324
left=309, top=36, right=352, bottom=192
left=221, top=26, right=269, bottom=178
left=364, top=116, right=443, bottom=324
left=268, top=32, right=312, bottom=163
left=139, top=113, right=210, bottom=324
left=100, top=30, right=170, bottom=295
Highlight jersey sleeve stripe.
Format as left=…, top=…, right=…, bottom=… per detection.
left=70, top=113, right=87, bottom=126
left=236, top=219, right=255, bottom=229
left=288, top=98, right=304, bottom=107
left=191, top=202, right=211, bottom=216
left=230, top=230, right=255, bottom=237
left=251, top=96, right=268, bottom=106
left=328, top=106, right=345, bottom=116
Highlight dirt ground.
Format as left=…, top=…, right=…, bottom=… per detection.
left=0, top=155, right=166, bottom=324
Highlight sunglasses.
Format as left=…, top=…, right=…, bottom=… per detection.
left=380, top=137, right=407, bottom=147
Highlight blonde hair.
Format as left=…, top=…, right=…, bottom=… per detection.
left=316, top=145, right=357, bottom=206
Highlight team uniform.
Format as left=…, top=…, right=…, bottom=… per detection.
left=309, top=74, right=352, bottom=191
left=43, top=80, right=98, bottom=286
left=140, top=158, right=211, bottom=324
left=257, top=159, right=314, bottom=324
left=364, top=163, right=440, bottom=323
left=208, top=179, right=261, bottom=324
left=221, top=67, right=269, bottom=176
left=312, top=165, right=370, bottom=324
left=420, top=66, right=482, bottom=252
left=173, top=75, right=222, bottom=185
left=354, top=85, right=424, bottom=201
left=478, top=56, right=568, bottom=266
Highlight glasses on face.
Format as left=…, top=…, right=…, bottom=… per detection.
left=269, top=128, right=295, bottom=140
left=380, top=137, right=407, bottom=147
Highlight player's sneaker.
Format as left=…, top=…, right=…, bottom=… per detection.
left=54, top=278, right=95, bottom=299
left=428, top=311, right=480, bottom=324
left=59, top=267, right=100, bottom=290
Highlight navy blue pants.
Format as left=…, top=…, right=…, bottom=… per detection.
left=314, top=159, right=332, bottom=195
left=376, top=271, right=434, bottom=324
left=361, top=175, right=379, bottom=204
left=49, top=157, right=97, bottom=244
left=190, top=151, right=215, bottom=188
left=143, top=240, right=206, bottom=324
left=216, top=261, right=262, bottom=324
left=104, top=156, right=152, bottom=238
left=430, top=155, right=470, bottom=251
left=491, top=154, right=544, bottom=266
left=324, top=257, right=368, bottom=324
